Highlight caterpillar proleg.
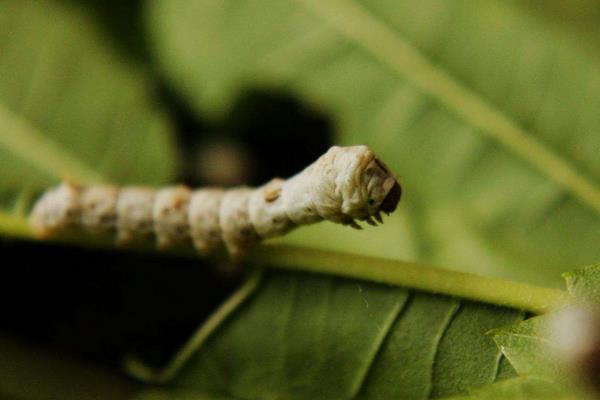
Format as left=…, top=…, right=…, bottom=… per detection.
left=30, top=145, right=401, bottom=258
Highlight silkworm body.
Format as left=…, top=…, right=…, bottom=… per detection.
left=30, top=145, right=401, bottom=258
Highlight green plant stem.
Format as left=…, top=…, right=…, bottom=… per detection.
left=249, top=245, right=570, bottom=314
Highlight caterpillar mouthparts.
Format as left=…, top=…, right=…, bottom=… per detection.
left=29, top=145, right=401, bottom=259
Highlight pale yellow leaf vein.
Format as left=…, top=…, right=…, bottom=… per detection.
left=501, top=332, right=553, bottom=346
left=295, top=0, right=600, bottom=216
left=0, top=103, right=106, bottom=184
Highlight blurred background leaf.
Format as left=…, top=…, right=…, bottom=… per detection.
left=0, top=0, right=177, bottom=211
left=146, top=0, right=600, bottom=287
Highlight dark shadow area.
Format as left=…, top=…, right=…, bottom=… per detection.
left=225, top=89, right=334, bottom=185
left=167, top=87, right=334, bottom=187
left=0, top=238, right=242, bottom=368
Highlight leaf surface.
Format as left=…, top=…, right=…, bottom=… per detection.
left=131, top=269, right=526, bottom=399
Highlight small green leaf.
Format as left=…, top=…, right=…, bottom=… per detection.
left=490, top=316, right=562, bottom=381
left=491, top=264, right=600, bottom=382
left=564, top=263, right=600, bottom=302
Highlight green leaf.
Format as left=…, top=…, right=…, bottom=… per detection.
left=125, top=263, right=544, bottom=400
left=0, top=0, right=177, bottom=212
left=145, top=0, right=600, bottom=286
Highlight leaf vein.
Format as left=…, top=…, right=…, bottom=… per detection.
left=427, top=299, right=461, bottom=399
left=0, top=103, right=107, bottom=184
left=352, top=290, right=412, bottom=398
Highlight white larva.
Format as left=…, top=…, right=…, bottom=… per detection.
left=29, top=145, right=401, bottom=258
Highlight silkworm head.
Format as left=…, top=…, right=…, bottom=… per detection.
left=364, top=157, right=401, bottom=217
left=336, top=146, right=401, bottom=221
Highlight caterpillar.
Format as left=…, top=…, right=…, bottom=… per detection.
left=29, top=145, right=401, bottom=259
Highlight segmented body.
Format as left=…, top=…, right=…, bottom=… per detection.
left=29, top=145, right=401, bottom=258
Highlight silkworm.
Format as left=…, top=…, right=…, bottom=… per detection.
left=29, top=145, right=401, bottom=258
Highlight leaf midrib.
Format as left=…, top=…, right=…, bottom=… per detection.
left=294, top=0, right=600, bottom=217
left=252, top=245, right=570, bottom=314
